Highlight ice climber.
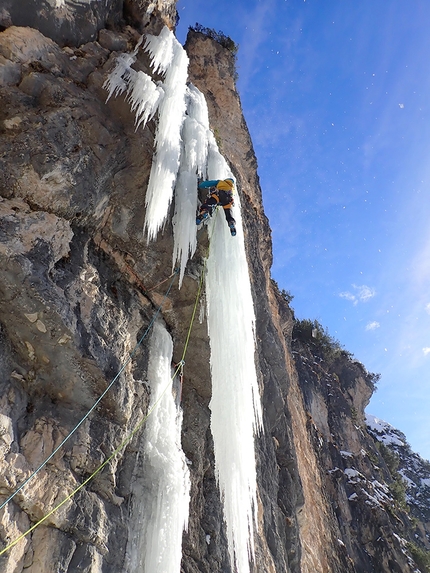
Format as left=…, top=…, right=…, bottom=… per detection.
left=196, top=178, right=237, bottom=236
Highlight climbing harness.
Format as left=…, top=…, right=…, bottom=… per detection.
left=0, top=269, right=179, bottom=513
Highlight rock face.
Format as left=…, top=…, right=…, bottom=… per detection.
left=0, top=0, right=177, bottom=47
left=366, top=415, right=430, bottom=541
left=0, top=4, right=429, bottom=573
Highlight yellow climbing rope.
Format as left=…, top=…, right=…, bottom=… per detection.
left=0, top=260, right=207, bottom=558
left=0, top=362, right=183, bottom=558
left=0, top=270, right=179, bottom=514
left=182, top=266, right=205, bottom=362
left=177, top=204, right=218, bottom=366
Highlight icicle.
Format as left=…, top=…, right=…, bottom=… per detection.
left=104, top=27, right=189, bottom=242
left=144, top=38, right=189, bottom=241
left=182, top=85, right=210, bottom=176
left=172, top=170, right=197, bottom=287
left=103, top=52, right=138, bottom=102
left=127, top=71, right=164, bottom=130
left=172, top=85, right=210, bottom=286
left=103, top=36, right=144, bottom=103
left=143, top=26, right=175, bottom=75
left=205, top=137, right=263, bottom=573
left=125, top=322, right=190, bottom=573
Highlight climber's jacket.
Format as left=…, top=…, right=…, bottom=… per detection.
left=198, top=178, right=235, bottom=210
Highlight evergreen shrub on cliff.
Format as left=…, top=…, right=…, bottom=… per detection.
left=190, top=23, right=239, bottom=55
left=407, top=542, right=430, bottom=573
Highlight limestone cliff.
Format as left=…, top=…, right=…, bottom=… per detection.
left=0, top=3, right=429, bottom=573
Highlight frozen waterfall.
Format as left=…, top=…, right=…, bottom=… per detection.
left=105, top=26, right=263, bottom=573
left=172, top=84, right=211, bottom=286
left=143, top=29, right=188, bottom=240
left=104, top=26, right=188, bottom=241
left=125, top=322, right=190, bottom=573
left=204, top=138, right=263, bottom=573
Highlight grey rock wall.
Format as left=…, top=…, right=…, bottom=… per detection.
left=0, top=0, right=177, bottom=47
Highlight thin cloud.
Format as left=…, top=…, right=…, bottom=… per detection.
left=426, top=303, right=430, bottom=315
left=423, top=348, right=430, bottom=356
left=411, top=233, right=430, bottom=288
left=340, top=284, right=376, bottom=305
left=236, top=0, right=276, bottom=90
left=339, top=291, right=357, bottom=304
left=366, top=321, right=380, bottom=331
left=354, top=284, right=376, bottom=302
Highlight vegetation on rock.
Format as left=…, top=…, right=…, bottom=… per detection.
left=408, top=542, right=430, bottom=573
left=293, top=317, right=380, bottom=390
left=189, top=23, right=239, bottom=55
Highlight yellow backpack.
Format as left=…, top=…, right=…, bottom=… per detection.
left=216, top=178, right=235, bottom=192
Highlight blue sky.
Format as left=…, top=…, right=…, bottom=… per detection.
left=176, top=1, right=430, bottom=460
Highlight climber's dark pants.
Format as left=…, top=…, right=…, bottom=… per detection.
left=199, top=190, right=236, bottom=225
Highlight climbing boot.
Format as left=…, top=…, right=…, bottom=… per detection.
left=196, top=210, right=210, bottom=225
left=228, top=221, right=236, bottom=236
